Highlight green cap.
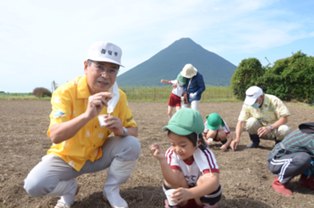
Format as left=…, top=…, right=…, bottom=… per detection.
left=176, top=74, right=187, bottom=86
left=206, top=113, right=223, bottom=130
left=163, top=108, right=204, bottom=135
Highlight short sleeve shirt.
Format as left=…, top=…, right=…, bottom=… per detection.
left=238, top=94, right=290, bottom=125
left=46, top=76, right=137, bottom=171
left=170, top=80, right=184, bottom=97
left=165, top=146, right=219, bottom=187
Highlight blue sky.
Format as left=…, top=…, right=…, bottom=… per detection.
left=1, top=0, right=313, bottom=92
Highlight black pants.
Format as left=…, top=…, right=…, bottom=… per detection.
left=268, top=152, right=311, bottom=184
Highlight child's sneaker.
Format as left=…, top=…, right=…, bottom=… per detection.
left=272, top=177, right=292, bottom=196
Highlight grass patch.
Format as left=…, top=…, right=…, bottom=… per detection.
left=121, top=86, right=237, bottom=102
left=0, top=92, right=50, bottom=100
left=0, top=86, right=237, bottom=102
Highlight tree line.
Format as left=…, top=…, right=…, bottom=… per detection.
left=231, top=51, right=314, bottom=104
left=32, top=51, right=314, bottom=104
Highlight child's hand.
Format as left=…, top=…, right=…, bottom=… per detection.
left=220, top=144, right=228, bottom=151
left=172, top=188, right=192, bottom=204
left=205, top=137, right=214, bottom=146
left=150, top=143, right=165, bottom=160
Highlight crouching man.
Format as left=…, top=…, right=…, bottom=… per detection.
left=23, top=41, right=141, bottom=208
left=231, top=86, right=291, bottom=150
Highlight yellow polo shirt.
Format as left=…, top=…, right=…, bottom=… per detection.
left=46, top=76, right=137, bottom=171
left=238, top=94, right=290, bottom=125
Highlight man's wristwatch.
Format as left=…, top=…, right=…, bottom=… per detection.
left=121, top=127, right=128, bottom=137
left=268, top=125, right=274, bottom=131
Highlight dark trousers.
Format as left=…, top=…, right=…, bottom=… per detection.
left=268, top=152, right=311, bottom=184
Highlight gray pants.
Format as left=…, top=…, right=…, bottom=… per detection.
left=24, top=135, right=141, bottom=197
left=268, top=152, right=311, bottom=184
left=182, top=100, right=200, bottom=111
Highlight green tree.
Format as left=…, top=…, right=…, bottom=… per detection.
left=231, top=58, right=264, bottom=100
left=261, top=51, right=314, bottom=103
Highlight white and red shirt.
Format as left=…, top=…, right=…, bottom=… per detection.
left=165, top=146, right=219, bottom=187
left=204, top=119, right=230, bottom=134
left=170, top=80, right=184, bottom=97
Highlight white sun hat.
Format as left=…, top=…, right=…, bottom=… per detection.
left=180, top=63, right=197, bottom=78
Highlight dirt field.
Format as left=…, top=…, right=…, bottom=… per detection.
left=0, top=100, right=313, bottom=208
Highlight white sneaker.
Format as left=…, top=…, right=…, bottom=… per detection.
left=103, top=160, right=137, bottom=208
left=103, top=186, right=128, bottom=208
left=54, top=201, right=71, bottom=208
left=54, top=184, right=80, bottom=208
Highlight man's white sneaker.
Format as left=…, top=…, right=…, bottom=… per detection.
left=103, top=186, right=128, bottom=208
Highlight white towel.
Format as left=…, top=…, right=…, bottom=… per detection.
left=107, top=82, right=120, bottom=114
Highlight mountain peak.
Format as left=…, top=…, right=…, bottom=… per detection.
left=172, top=37, right=195, bottom=44
left=165, top=37, right=204, bottom=51
left=118, top=38, right=236, bottom=86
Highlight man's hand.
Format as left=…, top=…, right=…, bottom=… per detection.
left=86, top=92, right=112, bottom=118
left=189, top=92, right=197, bottom=99
left=230, top=139, right=239, bottom=151
left=257, top=126, right=272, bottom=138
left=102, top=114, right=125, bottom=136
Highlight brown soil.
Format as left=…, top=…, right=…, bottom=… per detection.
left=0, top=100, right=313, bottom=208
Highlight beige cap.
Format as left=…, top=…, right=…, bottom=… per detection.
left=180, top=63, right=197, bottom=78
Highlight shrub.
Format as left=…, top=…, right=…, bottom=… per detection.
left=261, top=52, right=314, bottom=103
left=231, top=58, right=264, bottom=100
left=32, top=87, right=52, bottom=98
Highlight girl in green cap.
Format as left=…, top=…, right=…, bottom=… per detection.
left=203, top=113, right=234, bottom=151
left=150, top=108, right=221, bottom=208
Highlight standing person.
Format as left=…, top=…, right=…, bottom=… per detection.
left=230, top=86, right=291, bottom=150
left=268, top=122, right=314, bottom=196
left=203, top=113, right=234, bottom=151
left=161, top=74, right=187, bottom=118
left=180, top=63, right=206, bottom=111
left=23, top=41, right=141, bottom=208
left=150, top=108, right=221, bottom=208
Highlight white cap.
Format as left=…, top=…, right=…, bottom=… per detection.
left=87, top=41, right=123, bottom=66
left=180, top=63, right=197, bottom=78
left=244, top=86, right=263, bottom=105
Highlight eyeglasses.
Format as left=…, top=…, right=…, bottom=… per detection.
left=88, top=60, right=119, bottom=76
